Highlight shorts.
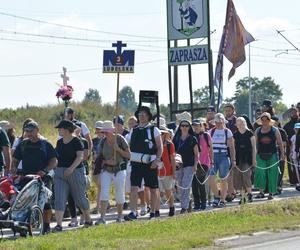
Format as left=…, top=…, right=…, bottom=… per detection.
left=131, top=163, right=158, bottom=189
left=125, top=163, right=144, bottom=193
left=158, top=176, right=174, bottom=192
left=100, top=170, right=126, bottom=204
left=233, top=162, right=252, bottom=190
left=209, top=152, right=230, bottom=179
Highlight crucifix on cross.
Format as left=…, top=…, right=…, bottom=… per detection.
left=61, top=67, right=69, bottom=86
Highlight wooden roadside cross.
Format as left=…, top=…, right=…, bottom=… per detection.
left=61, top=67, right=69, bottom=86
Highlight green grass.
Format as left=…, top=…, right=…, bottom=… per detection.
left=2, top=198, right=300, bottom=250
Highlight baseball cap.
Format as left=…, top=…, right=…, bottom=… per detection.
left=207, top=106, right=215, bottom=112
left=24, top=121, right=39, bottom=131
left=55, top=120, right=77, bottom=130
left=95, top=121, right=103, bottom=129
left=192, top=119, right=201, bottom=125
left=113, top=115, right=125, bottom=125
left=296, top=102, right=300, bottom=108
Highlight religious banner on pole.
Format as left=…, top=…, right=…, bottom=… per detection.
left=214, top=0, right=254, bottom=110
left=102, top=41, right=135, bottom=160
left=103, top=41, right=135, bottom=73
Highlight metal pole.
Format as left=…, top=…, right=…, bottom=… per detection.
left=248, top=44, right=252, bottom=122
left=174, top=40, right=179, bottom=111
left=187, top=39, right=194, bottom=119
left=167, top=40, right=174, bottom=121
left=207, top=0, right=214, bottom=107
left=114, top=72, right=120, bottom=162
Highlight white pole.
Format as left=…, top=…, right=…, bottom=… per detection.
left=248, top=44, right=252, bottom=122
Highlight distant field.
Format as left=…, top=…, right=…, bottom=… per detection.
left=2, top=198, right=300, bottom=250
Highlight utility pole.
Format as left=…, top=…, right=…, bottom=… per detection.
left=248, top=44, right=252, bottom=122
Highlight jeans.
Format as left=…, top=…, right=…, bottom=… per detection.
left=176, top=166, right=194, bottom=209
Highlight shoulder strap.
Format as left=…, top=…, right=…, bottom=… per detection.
left=210, top=127, right=216, bottom=138
left=203, top=132, right=210, bottom=148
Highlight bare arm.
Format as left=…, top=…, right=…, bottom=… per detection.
left=155, top=135, right=163, bottom=160
left=11, top=157, right=20, bottom=175
left=193, top=144, right=199, bottom=169
left=2, top=146, right=11, bottom=173
left=227, top=137, right=236, bottom=164
left=208, top=136, right=214, bottom=165
left=275, top=129, right=284, bottom=160
left=83, top=149, right=89, bottom=162
left=250, top=135, right=257, bottom=166
left=115, top=145, right=131, bottom=160
left=84, top=133, right=93, bottom=156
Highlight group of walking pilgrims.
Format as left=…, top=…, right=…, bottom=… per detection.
left=1, top=99, right=300, bottom=233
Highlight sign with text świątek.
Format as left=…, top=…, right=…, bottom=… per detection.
left=167, top=0, right=208, bottom=40
left=168, top=44, right=208, bottom=66
left=103, top=41, right=135, bottom=73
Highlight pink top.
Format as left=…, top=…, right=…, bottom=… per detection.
left=198, top=133, right=212, bottom=167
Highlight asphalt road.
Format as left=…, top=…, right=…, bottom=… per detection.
left=1, top=186, right=300, bottom=240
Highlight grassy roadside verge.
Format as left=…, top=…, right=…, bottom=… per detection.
left=2, top=198, right=300, bottom=250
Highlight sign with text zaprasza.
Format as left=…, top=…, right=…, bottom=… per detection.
left=103, top=41, right=135, bottom=73
left=169, top=44, right=208, bottom=66
left=167, top=0, right=208, bottom=40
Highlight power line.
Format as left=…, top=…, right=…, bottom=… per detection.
left=0, top=37, right=166, bottom=53
left=0, top=11, right=166, bottom=40
left=0, top=59, right=167, bottom=78
left=276, top=29, right=300, bottom=53
left=0, top=29, right=166, bottom=49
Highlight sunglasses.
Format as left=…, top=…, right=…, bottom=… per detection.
left=180, top=124, right=189, bottom=128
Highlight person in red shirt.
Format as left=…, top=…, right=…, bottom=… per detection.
left=157, top=126, right=176, bottom=217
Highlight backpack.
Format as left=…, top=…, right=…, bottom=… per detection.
left=210, top=127, right=229, bottom=146
left=201, top=132, right=210, bottom=148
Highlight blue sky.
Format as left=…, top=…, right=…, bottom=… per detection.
left=0, top=0, right=299, bottom=109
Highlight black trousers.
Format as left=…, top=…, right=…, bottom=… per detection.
left=287, top=147, right=298, bottom=185
left=192, top=165, right=208, bottom=208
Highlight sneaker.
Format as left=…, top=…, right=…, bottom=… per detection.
left=295, top=185, right=300, bottom=192
left=42, top=224, right=50, bottom=235
left=180, top=208, right=187, bottom=214
left=116, top=217, right=123, bottom=223
left=147, top=206, right=151, bottom=213
left=225, top=194, right=236, bottom=202
left=149, top=212, right=155, bottom=220
left=218, top=201, right=226, bottom=208
left=239, top=197, right=247, bottom=205
left=268, top=194, right=274, bottom=200
left=168, top=207, right=175, bottom=217
left=95, top=218, right=106, bottom=225
left=124, top=212, right=138, bottom=221
left=155, top=210, right=160, bottom=218
left=52, top=225, right=62, bottom=233
left=68, top=221, right=78, bottom=227
left=193, top=206, right=201, bottom=211
left=140, top=206, right=147, bottom=216
left=84, top=221, right=93, bottom=228
left=200, top=203, right=207, bottom=210
left=247, top=193, right=253, bottom=203
left=212, top=197, right=220, bottom=207
left=255, top=192, right=265, bottom=199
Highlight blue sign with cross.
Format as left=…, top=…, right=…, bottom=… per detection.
left=103, top=41, right=135, bottom=73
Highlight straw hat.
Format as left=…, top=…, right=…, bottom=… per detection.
left=159, top=125, right=170, bottom=134
left=256, top=112, right=275, bottom=126
left=100, top=120, right=115, bottom=133
left=176, top=111, right=192, bottom=124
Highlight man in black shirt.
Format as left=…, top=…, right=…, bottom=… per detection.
left=283, top=107, right=300, bottom=185
left=11, top=121, right=57, bottom=234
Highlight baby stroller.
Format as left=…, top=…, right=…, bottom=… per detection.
left=0, top=175, right=52, bottom=237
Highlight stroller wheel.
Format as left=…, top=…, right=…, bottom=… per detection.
left=28, top=205, right=44, bottom=236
